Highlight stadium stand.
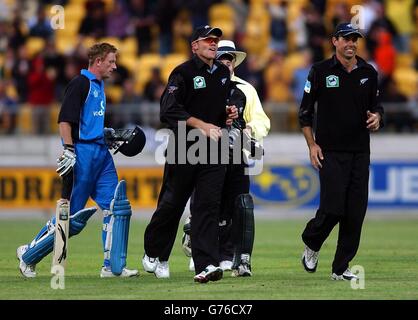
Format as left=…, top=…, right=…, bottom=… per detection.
left=0, top=0, right=416, bottom=135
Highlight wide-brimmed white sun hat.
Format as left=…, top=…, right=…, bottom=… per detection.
left=216, top=40, right=247, bottom=67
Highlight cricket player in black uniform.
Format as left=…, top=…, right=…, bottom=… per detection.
left=299, top=23, right=384, bottom=280
left=142, top=25, right=237, bottom=283
left=182, top=40, right=270, bottom=277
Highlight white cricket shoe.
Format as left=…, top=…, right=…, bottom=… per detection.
left=155, top=261, right=170, bottom=278
left=142, top=254, right=159, bottom=273
left=16, top=245, right=36, bottom=278
left=100, top=267, right=139, bottom=278
left=301, top=245, right=319, bottom=273
left=219, top=260, right=233, bottom=271
left=189, top=258, right=195, bottom=272
left=194, top=265, right=223, bottom=283
left=331, top=268, right=359, bottom=281
left=231, top=254, right=252, bottom=277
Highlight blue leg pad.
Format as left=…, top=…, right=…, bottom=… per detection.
left=69, top=207, right=97, bottom=236
left=22, top=220, right=55, bottom=265
left=109, top=180, right=132, bottom=275
left=22, top=207, right=97, bottom=265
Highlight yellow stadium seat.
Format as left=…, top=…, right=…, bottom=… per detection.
left=161, top=53, right=187, bottom=81
left=106, top=86, right=123, bottom=104
left=137, top=53, right=162, bottom=70
left=63, top=3, right=85, bottom=22
left=102, top=0, right=114, bottom=12
left=26, top=37, right=46, bottom=57
left=49, top=104, right=60, bottom=134
left=100, top=37, right=122, bottom=50
left=69, top=0, right=87, bottom=5
left=211, top=19, right=235, bottom=40
left=393, top=68, right=418, bottom=98
left=56, top=18, right=80, bottom=37
left=267, top=81, right=292, bottom=103
left=209, top=3, right=235, bottom=22
left=135, top=54, right=162, bottom=93
left=56, top=35, right=77, bottom=54
left=117, top=54, right=137, bottom=73
left=411, top=34, right=418, bottom=58
left=120, top=37, right=138, bottom=56
left=81, top=36, right=96, bottom=50
left=17, top=104, right=33, bottom=134
left=5, top=83, right=18, bottom=100
left=395, top=53, right=414, bottom=68
left=282, top=52, right=306, bottom=83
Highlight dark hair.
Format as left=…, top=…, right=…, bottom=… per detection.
left=218, top=53, right=235, bottom=61
left=88, top=43, right=117, bottom=66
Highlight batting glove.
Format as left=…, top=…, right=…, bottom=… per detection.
left=56, top=144, right=76, bottom=177
left=103, top=127, right=120, bottom=150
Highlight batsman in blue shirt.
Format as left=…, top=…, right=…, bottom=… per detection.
left=16, top=43, right=145, bottom=278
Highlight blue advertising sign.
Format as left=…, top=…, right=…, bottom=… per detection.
left=251, top=162, right=418, bottom=208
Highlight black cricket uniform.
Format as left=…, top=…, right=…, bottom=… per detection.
left=144, top=55, right=231, bottom=274
left=299, top=55, right=384, bottom=274
left=218, top=80, right=250, bottom=261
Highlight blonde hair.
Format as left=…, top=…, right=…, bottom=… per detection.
left=88, top=43, right=117, bottom=66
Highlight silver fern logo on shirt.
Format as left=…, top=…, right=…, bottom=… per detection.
left=326, top=75, right=339, bottom=88
left=193, top=76, right=206, bottom=89
left=360, top=78, right=368, bottom=85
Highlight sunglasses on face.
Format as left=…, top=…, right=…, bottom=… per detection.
left=195, top=37, right=220, bottom=44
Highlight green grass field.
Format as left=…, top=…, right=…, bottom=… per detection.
left=1, top=218, right=418, bottom=300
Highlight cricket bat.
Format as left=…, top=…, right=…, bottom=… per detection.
left=51, top=170, right=73, bottom=274
left=51, top=199, right=70, bottom=273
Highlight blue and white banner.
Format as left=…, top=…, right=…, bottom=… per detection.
left=251, top=162, right=418, bottom=209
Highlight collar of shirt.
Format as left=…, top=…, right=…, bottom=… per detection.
left=81, top=69, right=104, bottom=85
left=192, top=54, right=218, bottom=74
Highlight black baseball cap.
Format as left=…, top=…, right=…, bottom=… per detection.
left=334, top=23, right=363, bottom=38
left=191, top=25, right=222, bottom=43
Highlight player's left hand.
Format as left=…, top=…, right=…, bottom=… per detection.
left=56, top=144, right=76, bottom=177
left=366, top=111, right=380, bottom=131
left=226, top=105, right=238, bottom=126
left=104, top=127, right=120, bottom=149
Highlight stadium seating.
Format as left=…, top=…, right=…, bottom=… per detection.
left=161, top=53, right=188, bottom=82
left=393, top=68, right=418, bottom=98
left=119, top=37, right=138, bottom=56
left=56, top=35, right=77, bottom=54
left=135, top=54, right=162, bottom=93
left=17, top=105, right=33, bottom=134
left=106, top=86, right=123, bottom=104
left=100, top=37, right=122, bottom=52
left=26, top=37, right=46, bottom=57
left=49, top=104, right=60, bottom=134
left=1, top=0, right=417, bottom=135
left=281, top=52, right=306, bottom=83
left=209, top=3, right=236, bottom=39
left=395, top=53, right=414, bottom=68
left=209, top=3, right=235, bottom=22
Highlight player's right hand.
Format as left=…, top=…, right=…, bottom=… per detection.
left=200, top=123, right=222, bottom=141
left=309, top=143, right=323, bottom=170
left=56, top=144, right=76, bottom=177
